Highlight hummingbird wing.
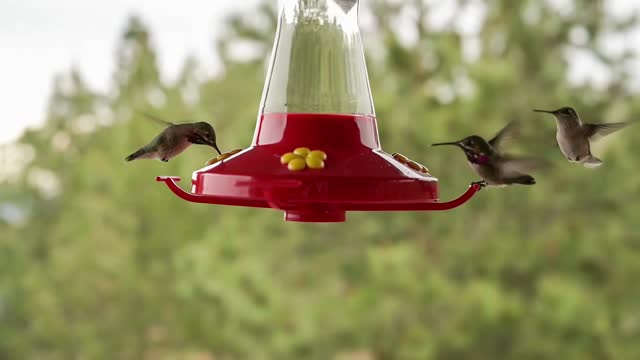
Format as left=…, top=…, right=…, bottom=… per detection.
left=136, top=110, right=175, bottom=127
left=583, top=122, right=630, bottom=142
left=334, top=0, right=357, bottom=12
left=500, top=155, right=548, bottom=177
left=488, top=120, right=519, bottom=153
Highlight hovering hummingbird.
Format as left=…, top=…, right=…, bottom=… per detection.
left=334, top=0, right=357, bottom=12
left=533, top=107, right=630, bottom=168
left=125, top=112, right=221, bottom=162
left=432, top=121, right=540, bottom=187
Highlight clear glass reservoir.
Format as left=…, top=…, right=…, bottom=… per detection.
left=259, top=0, right=374, bottom=116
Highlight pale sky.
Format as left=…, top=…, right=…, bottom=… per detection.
left=0, top=0, right=639, bottom=144
left=0, top=0, right=259, bottom=144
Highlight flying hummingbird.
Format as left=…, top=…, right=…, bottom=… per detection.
left=432, top=121, right=540, bottom=187
left=125, top=112, right=222, bottom=162
left=334, top=0, right=357, bottom=12
left=533, top=107, right=630, bottom=168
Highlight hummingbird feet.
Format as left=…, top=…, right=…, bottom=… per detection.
left=161, top=158, right=169, bottom=163
left=471, top=180, right=487, bottom=188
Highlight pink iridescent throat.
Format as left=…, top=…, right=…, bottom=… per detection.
left=471, top=153, right=490, bottom=165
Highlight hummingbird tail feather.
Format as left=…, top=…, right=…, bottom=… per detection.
left=508, top=175, right=536, bottom=185
left=583, top=156, right=603, bottom=168
left=125, top=149, right=145, bottom=162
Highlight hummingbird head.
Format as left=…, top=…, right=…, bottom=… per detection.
left=534, top=106, right=579, bottom=122
left=432, top=135, right=492, bottom=163
left=188, top=122, right=221, bottom=155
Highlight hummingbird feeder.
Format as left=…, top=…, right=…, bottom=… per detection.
left=157, top=0, right=481, bottom=222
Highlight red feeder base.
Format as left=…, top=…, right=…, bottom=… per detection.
left=156, top=113, right=481, bottom=222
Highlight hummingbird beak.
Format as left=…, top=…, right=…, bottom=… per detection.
left=212, top=144, right=222, bottom=155
left=433, top=141, right=477, bottom=159
left=200, top=136, right=221, bottom=155
left=533, top=109, right=555, bottom=114
left=189, top=132, right=222, bottom=155
left=432, top=141, right=462, bottom=148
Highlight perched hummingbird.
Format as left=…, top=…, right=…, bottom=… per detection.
left=432, top=121, right=540, bottom=187
left=125, top=112, right=221, bottom=162
left=533, top=107, right=630, bottom=168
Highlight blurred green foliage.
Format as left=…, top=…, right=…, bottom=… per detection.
left=2, top=1, right=640, bottom=359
